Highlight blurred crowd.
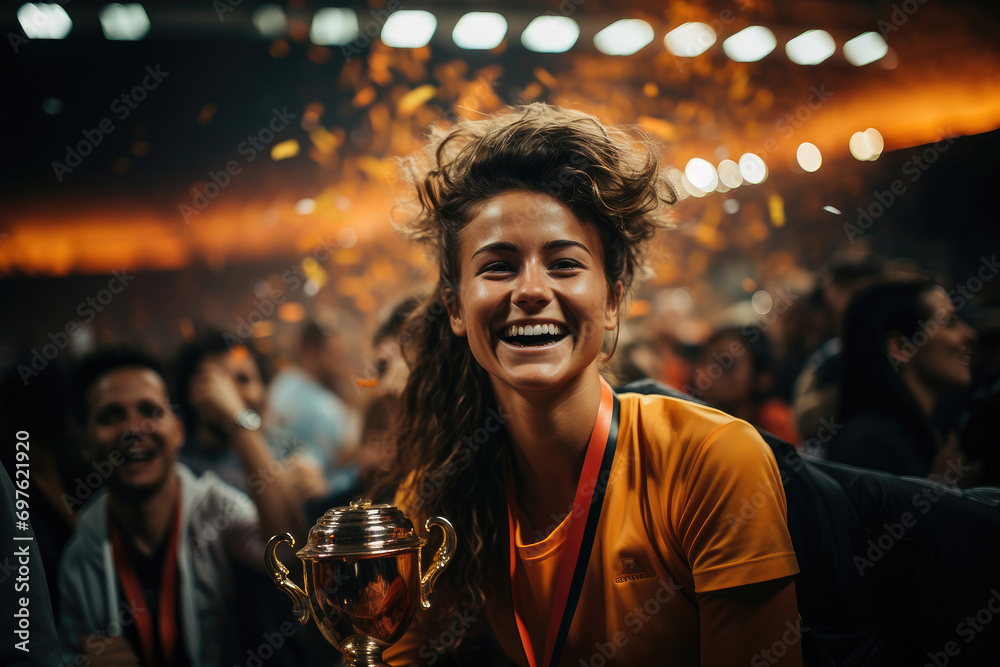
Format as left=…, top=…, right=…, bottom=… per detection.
left=1, top=251, right=998, bottom=665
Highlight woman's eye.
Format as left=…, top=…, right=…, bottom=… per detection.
left=480, top=261, right=514, bottom=274
left=551, top=259, right=582, bottom=271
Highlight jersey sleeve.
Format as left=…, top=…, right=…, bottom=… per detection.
left=675, top=419, right=799, bottom=593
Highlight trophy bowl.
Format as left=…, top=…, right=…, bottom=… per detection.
left=266, top=498, right=456, bottom=667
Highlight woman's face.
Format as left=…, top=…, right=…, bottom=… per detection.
left=908, top=287, right=975, bottom=391
left=207, top=348, right=267, bottom=415
left=448, top=190, right=620, bottom=394
left=692, top=334, right=754, bottom=411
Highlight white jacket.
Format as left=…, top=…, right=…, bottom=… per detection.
left=58, top=465, right=264, bottom=666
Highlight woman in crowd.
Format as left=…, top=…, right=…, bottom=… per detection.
left=378, top=104, right=802, bottom=666
left=828, top=279, right=976, bottom=479
left=174, top=330, right=327, bottom=501
left=690, top=325, right=798, bottom=444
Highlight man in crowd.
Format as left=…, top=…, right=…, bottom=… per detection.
left=58, top=347, right=305, bottom=666
left=268, top=316, right=362, bottom=504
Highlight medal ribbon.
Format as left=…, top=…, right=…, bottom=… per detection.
left=507, top=377, right=620, bottom=667
left=110, top=492, right=182, bottom=667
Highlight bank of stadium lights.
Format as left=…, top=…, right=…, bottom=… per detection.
left=785, top=30, right=836, bottom=65
left=98, top=4, right=150, bottom=41
left=722, top=26, right=776, bottom=62
left=522, top=16, right=579, bottom=53
left=664, top=22, right=716, bottom=57
left=452, top=12, right=507, bottom=50
left=17, top=3, right=72, bottom=39
left=843, top=32, right=889, bottom=66
left=253, top=4, right=287, bottom=39
left=310, top=8, right=358, bottom=45
left=594, top=19, right=654, bottom=56
left=382, top=10, right=436, bottom=48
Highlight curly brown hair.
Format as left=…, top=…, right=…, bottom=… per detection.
left=376, top=104, right=676, bottom=647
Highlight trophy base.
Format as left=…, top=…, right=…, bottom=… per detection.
left=340, top=634, right=393, bottom=667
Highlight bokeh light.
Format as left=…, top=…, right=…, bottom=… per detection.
left=99, top=4, right=150, bottom=41
left=452, top=12, right=507, bottom=50
left=785, top=30, right=836, bottom=65
left=844, top=32, right=889, bottom=66
left=738, top=153, right=768, bottom=184
left=664, top=22, right=716, bottom=58
left=752, top=290, right=773, bottom=315
left=522, top=16, right=579, bottom=53
left=722, top=26, right=776, bottom=62
left=849, top=128, right=885, bottom=161
left=594, top=19, right=654, bottom=56
left=252, top=4, right=287, bottom=39
left=382, top=11, right=437, bottom=49
left=796, top=142, right=823, bottom=172
left=685, top=157, right=719, bottom=192
left=18, top=3, right=73, bottom=39
left=717, top=159, right=743, bottom=188
left=309, top=8, right=358, bottom=45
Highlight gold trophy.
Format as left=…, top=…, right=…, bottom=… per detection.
left=266, top=498, right=456, bottom=667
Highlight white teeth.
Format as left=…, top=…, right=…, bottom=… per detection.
left=504, top=323, right=564, bottom=338
left=124, top=448, right=153, bottom=463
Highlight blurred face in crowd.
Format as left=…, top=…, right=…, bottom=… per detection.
left=207, top=347, right=267, bottom=415
left=82, top=367, right=183, bottom=499
left=906, top=287, right=975, bottom=393
left=373, top=335, right=410, bottom=398
left=190, top=347, right=267, bottom=449
left=316, top=331, right=354, bottom=389
left=692, top=333, right=754, bottom=413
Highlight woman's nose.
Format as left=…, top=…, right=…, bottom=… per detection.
left=513, top=262, right=552, bottom=308
left=960, top=320, right=978, bottom=342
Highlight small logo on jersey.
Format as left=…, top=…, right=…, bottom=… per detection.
left=615, top=557, right=655, bottom=583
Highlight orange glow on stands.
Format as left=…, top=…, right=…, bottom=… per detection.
left=278, top=302, right=307, bottom=322
left=3, top=3, right=1000, bottom=288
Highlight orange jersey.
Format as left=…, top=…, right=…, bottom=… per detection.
left=386, top=392, right=799, bottom=666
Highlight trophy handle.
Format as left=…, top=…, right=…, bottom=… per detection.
left=419, top=516, right=456, bottom=609
left=265, top=533, right=311, bottom=624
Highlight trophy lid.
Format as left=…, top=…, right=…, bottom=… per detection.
left=296, top=498, right=426, bottom=559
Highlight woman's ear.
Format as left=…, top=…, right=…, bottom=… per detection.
left=605, top=281, right=624, bottom=331
left=443, top=288, right=466, bottom=338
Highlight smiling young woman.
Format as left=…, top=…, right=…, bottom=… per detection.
left=829, top=279, right=977, bottom=478
left=378, top=104, right=803, bottom=666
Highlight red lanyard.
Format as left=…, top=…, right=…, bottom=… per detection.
left=506, top=377, right=619, bottom=667
left=110, top=492, right=182, bottom=667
